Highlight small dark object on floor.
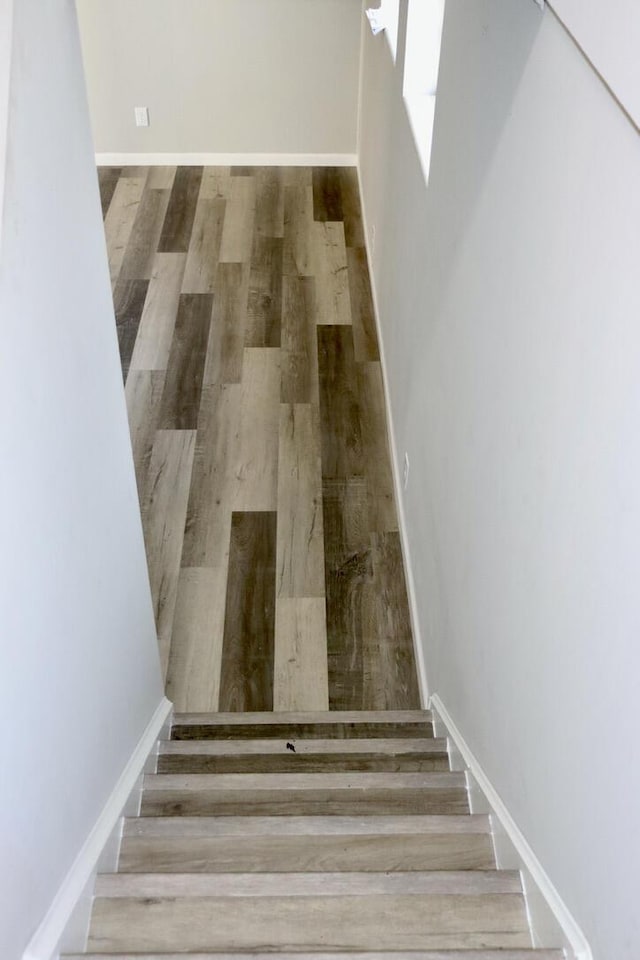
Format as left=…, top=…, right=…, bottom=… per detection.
left=286, top=742, right=296, bottom=753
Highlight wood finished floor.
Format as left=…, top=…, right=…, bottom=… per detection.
left=100, top=164, right=420, bottom=713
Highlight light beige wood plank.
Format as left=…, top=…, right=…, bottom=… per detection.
left=172, top=709, right=432, bottom=725
left=219, top=176, right=256, bottom=263
left=283, top=184, right=314, bottom=277
left=165, top=567, right=227, bottom=712
left=181, top=383, right=240, bottom=567
left=128, top=253, right=187, bottom=372
left=200, top=166, right=232, bottom=200
left=182, top=198, right=226, bottom=293
left=232, top=348, right=280, bottom=511
left=96, top=871, right=520, bottom=898
left=143, top=430, right=196, bottom=677
left=124, top=369, right=165, bottom=498
left=159, top=737, right=446, bottom=756
left=313, top=221, right=352, bottom=325
left=276, top=404, right=324, bottom=598
left=282, top=166, right=313, bottom=188
left=103, top=172, right=148, bottom=284
left=274, top=598, right=328, bottom=712
left=88, top=894, right=530, bottom=952
left=147, top=165, right=177, bottom=190
left=118, top=832, right=495, bottom=875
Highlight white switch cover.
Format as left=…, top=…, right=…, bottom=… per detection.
left=134, top=106, right=149, bottom=127
left=403, top=453, right=410, bottom=490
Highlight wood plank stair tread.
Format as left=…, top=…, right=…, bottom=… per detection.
left=67, top=953, right=565, bottom=960
left=123, top=814, right=491, bottom=836
left=143, top=772, right=465, bottom=790
left=96, top=870, right=522, bottom=897
left=159, top=736, right=447, bottom=754
left=171, top=722, right=435, bottom=741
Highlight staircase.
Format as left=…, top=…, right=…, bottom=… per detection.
left=67, top=710, right=563, bottom=959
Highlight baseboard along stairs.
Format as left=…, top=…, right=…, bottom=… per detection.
left=66, top=710, right=564, bottom=959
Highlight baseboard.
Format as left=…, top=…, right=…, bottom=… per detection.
left=355, top=162, right=430, bottom=709
left=430, top=693, right=592, bottom=960
left=95, top=152, right=358, bottom=167
left=23, top=696, right=173, bottom=960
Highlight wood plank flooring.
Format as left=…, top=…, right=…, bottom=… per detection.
left=101, top=165, right=420, bottom=712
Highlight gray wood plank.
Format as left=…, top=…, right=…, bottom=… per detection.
left=203, top=262, right=249, bottom=386
left=348, top=246, right=379, bottom=361
left=280, top=275, right=318, bottom=404
left=312, top=166, right=344, bottom=222
left=158, top=294, right=213, bottom=429
left=119, top=186, right=171, bottom=280
left=158, top=166, right=203, bottom=253
left=182, top=197, right=226, bottom=293
left=112, top=278, right=149, bottom=382
left=318, top=326, right=364, bottom=478
left=246, top=236, right=283, bottom=347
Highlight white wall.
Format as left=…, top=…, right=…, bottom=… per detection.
left=550, top=0, right=640, bottom=127
left=0, top=2, right=164, bottom=957
left=76, top=0, right=361, bottom=157
left=359, top=2, right=640, bottom=958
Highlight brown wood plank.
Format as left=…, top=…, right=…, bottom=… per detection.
left=232, top=348, right=280, bottom=511
left=158, top=294, right=213, bottom=429
left=246, top=236, right=283, bottom=347
left=280, top=276, right=318, bottom=404
left=322, top=478, right=373, bottom=710
left=124, top=369, right=166, bottom=500
left=312, top=166, right=344, bottom=222
left=317, top=326, right=364, bottom=478
left=112, top=278, right=149, bottom=382
left=203, top=262, right=249, bottom=386
left=348, top=246, right=379, bottom=361
left=219, top=512, right=277, bottom=712
left=171, top=720, right=434, bottom=741
left=140, top=787, right=469, bottom=818
left=97, top=166, right=121, bottom=219
left=358, top=361, right=397, bottom=532
left=283, top=183, right=314, bottom=277
left=368, top=532, right=421, bottom=710
left=340, top=167, right=365, bottom=247
left=157, top=752, right=448, bottom=774
left=158, top=166, right=203, bottom=253
left=128, top=252, right=187, bottom=372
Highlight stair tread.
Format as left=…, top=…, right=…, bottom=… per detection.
left=97, top=870, right=521, bottom=898
left=67, top=952, right=564, bottom=960
left=144, top=772, right=464, bottom=790
left=160, top=737, right=447, bottom=754
left=124, top=814, right=491, bottom=836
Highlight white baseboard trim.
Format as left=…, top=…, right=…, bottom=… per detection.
left=95, top=152, right=358, bottom=168
left=355, top=163, right=430, bottom=709
left=23, top=696, right=173, bottom=960
left=430, top=693, right=592, bottom=960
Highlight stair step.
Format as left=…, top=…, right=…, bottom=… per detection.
left=87, top=891, right=530, bottom=953
left=140, top=771, right=468, bottom=817
left=171, top=711, right=434, bottom=741
left=118, top=830, right=495, bottom=873
left=123, top=814, right=491, bottom=837
left=97, top=870, right=520, bottom=898
left=158, top=737, right=449, bottom=773
left=68, top=952, right=565, bottom=960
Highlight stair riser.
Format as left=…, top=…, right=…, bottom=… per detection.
left=172, top=722, right=435, bottom=740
